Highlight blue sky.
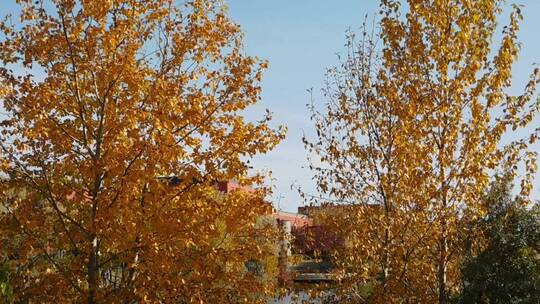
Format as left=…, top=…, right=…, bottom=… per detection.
left=226, top=0, right=540, bottom=212
left=1, top=1, right=539, bottom=212
left=226, top=1, right=381, bottom=211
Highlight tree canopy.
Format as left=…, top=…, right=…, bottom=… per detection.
left=459, top=175, right=540, bottom=304
left=0, top=0, right=285, bottom=303
left=304, top=0, right=540, bottom=303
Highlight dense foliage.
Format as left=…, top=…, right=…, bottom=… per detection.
left=0, top=0, right=284, bottom=303
left=304, top=0, right=540, bottom=303
left=459, top=176, right=540, bottom=303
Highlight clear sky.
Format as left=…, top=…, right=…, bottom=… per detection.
left=226, top=1, right=381, bottom=212
left=1, top=1, right=539, bottom=212
left=226, top=0, right=540, bottom=212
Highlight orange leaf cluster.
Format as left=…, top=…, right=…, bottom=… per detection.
left=0, top=0, right=285, bottom=303
left=304, top=0, right=540, bottom=303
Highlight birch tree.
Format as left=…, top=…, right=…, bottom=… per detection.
left=304, top=0, right=540, bottom=302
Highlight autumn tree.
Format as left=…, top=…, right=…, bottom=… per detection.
left=304, top=0, right=540, bottom=303
left=0, top=0, right=285, bottom=303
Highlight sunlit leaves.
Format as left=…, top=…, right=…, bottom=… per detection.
left=0, top=0, right=284, bottom=302
left=304, top=0, right=540, bottom=303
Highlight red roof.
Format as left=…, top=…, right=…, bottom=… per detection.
left=273, top=211, right=312, bottom=228
left=215, top=181, right=312, bottom=228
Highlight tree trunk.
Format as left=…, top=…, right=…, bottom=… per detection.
left=438, top=174, right=448, bottom=304
left=87, top=236, right=98, bottom=304
left=437, top=227, right=447, bottom=304
left=382, top=221, right=390, bottom=293
left=437, top=143, right=448, bottom=304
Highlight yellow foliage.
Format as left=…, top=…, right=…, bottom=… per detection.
left=0, top=0, right=285, bottom=303
left=304, top=1, right=540, bottom=303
